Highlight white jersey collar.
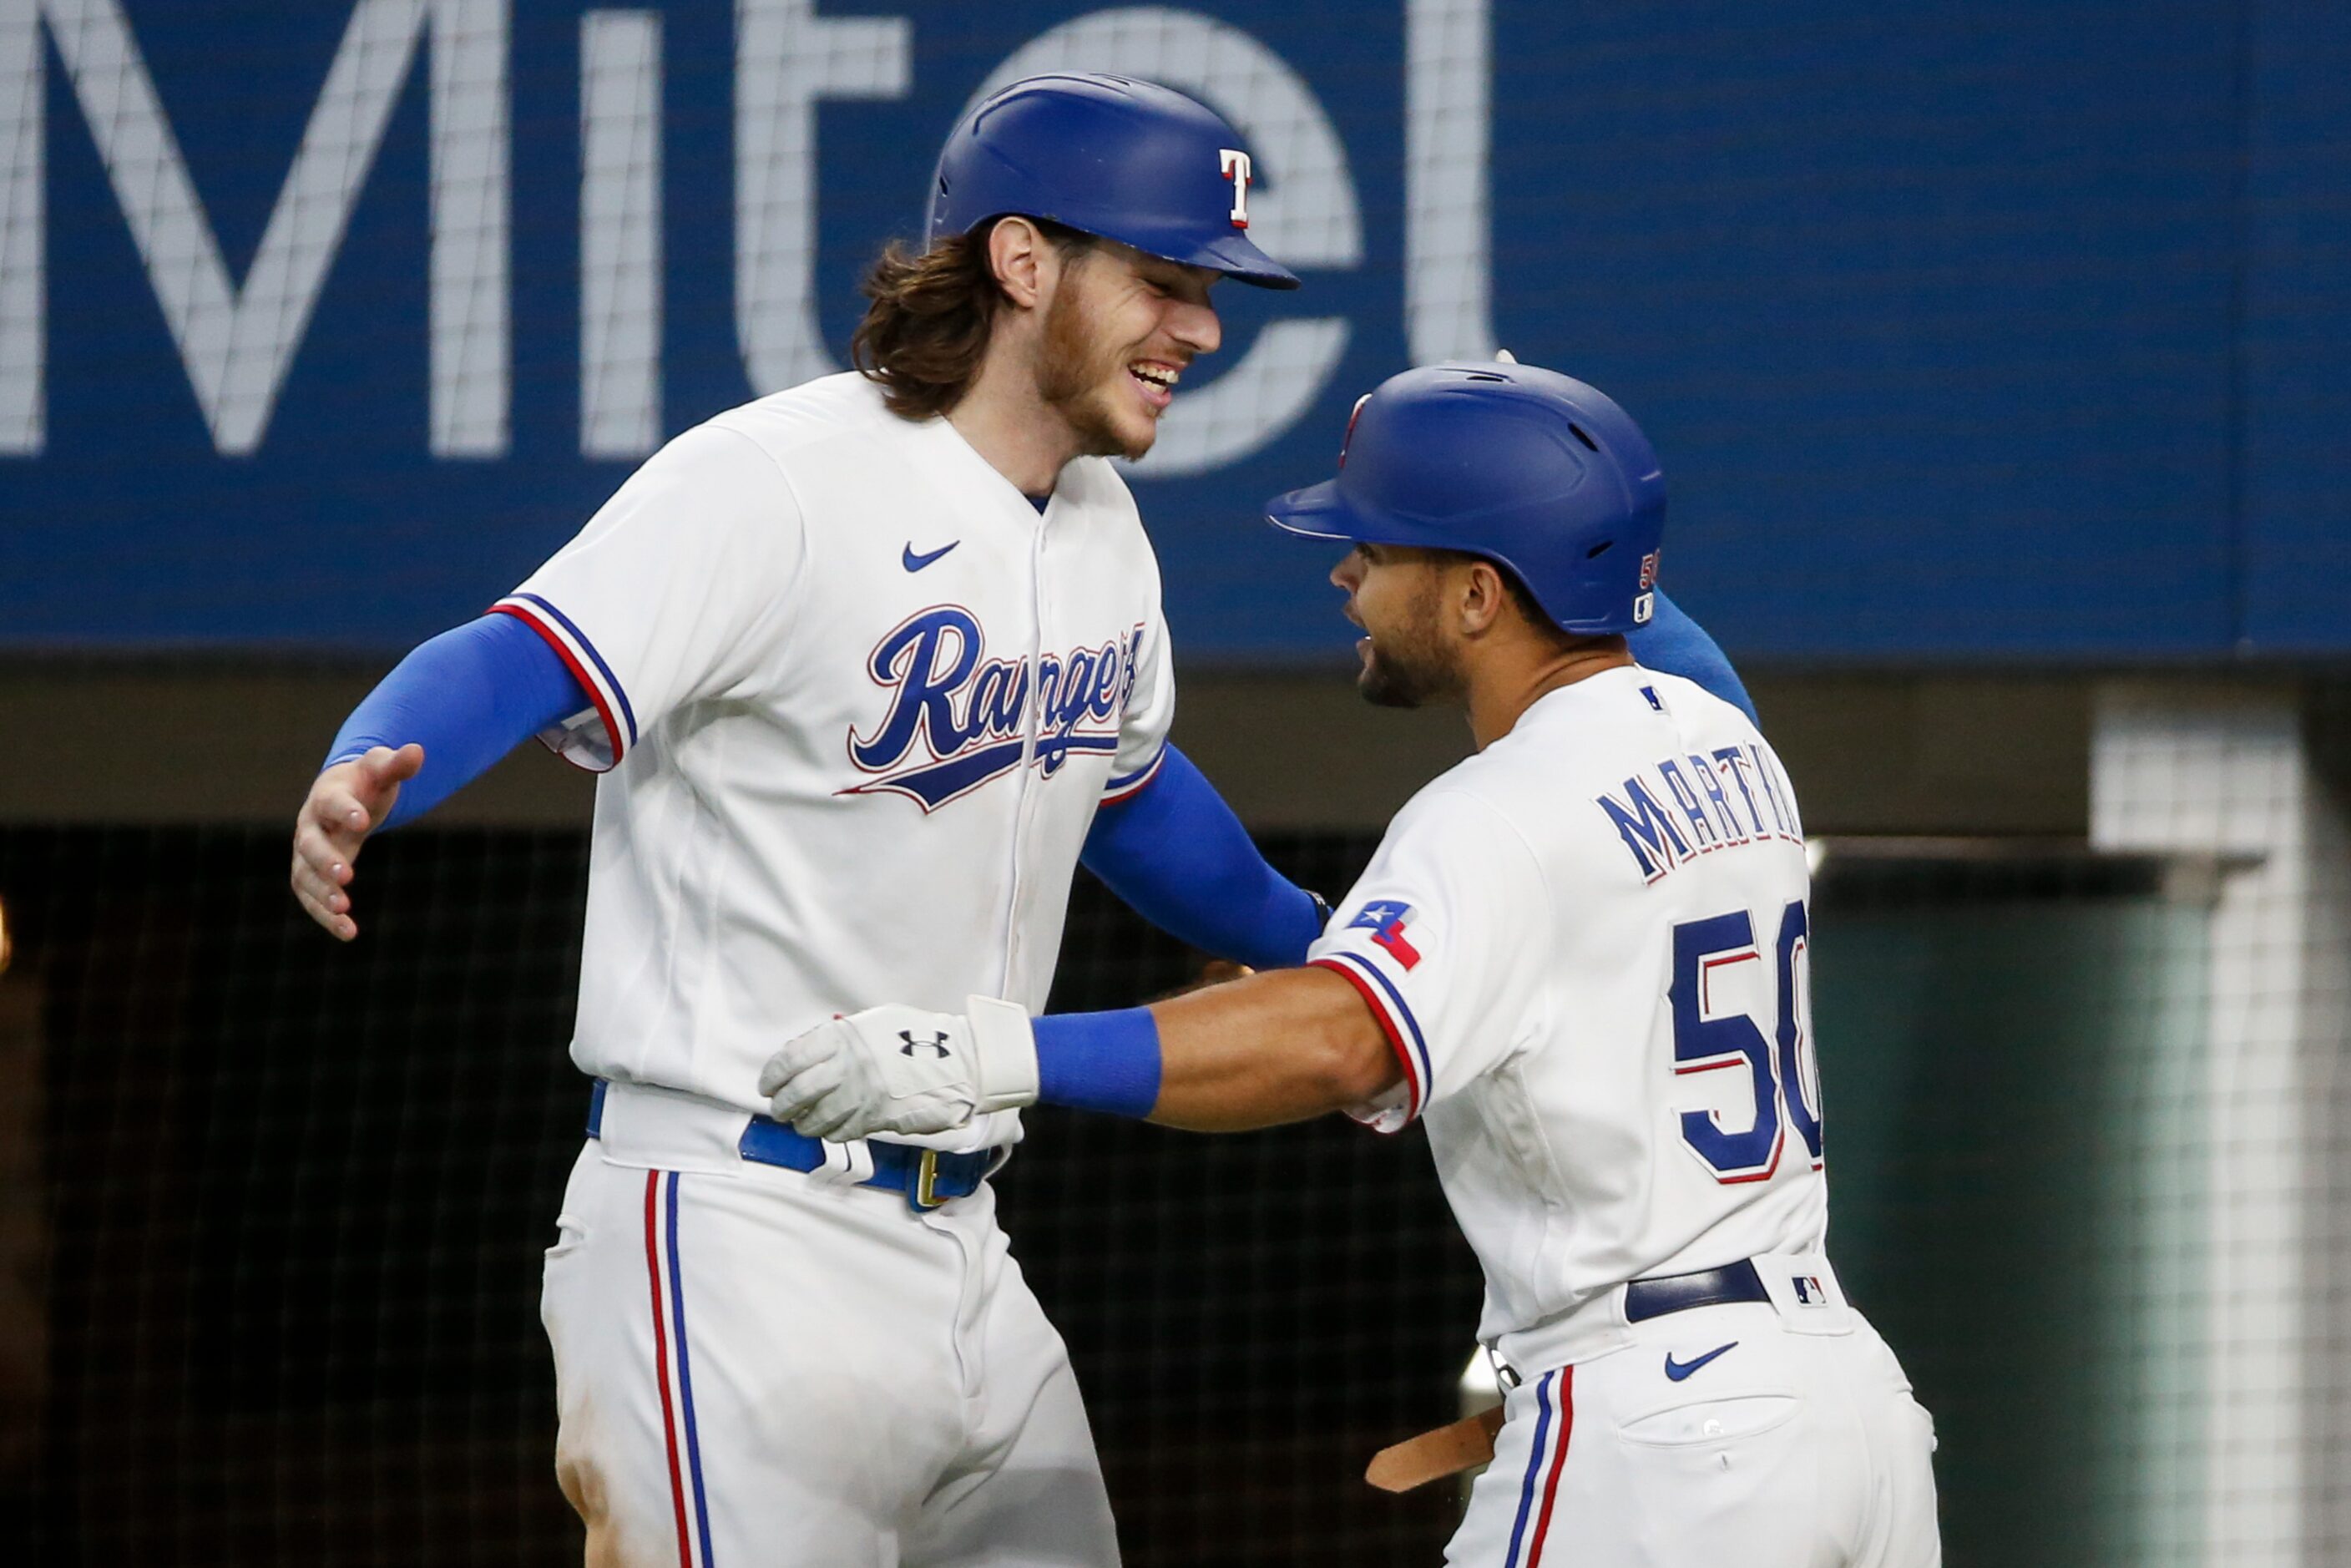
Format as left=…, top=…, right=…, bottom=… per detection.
left=908, top=408, right=1077, bottom=530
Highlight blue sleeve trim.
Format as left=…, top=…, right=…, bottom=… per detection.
left=324, top=613, right=592, bottom=829
left=1081, top=744, right=1325, bottom=969
left=1034, top=1008, right=1162, bottom=1119
left=1317, top=950, right=1432, bottom=1119
left=1102, top=746, right=1167, bottom=802
left=1630, top=589, right=1757, bottom=724
left=507, top=590, right=639, bottom=746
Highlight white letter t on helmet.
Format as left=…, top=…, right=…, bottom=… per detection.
left=1220, top=149, right=1252, bottom=228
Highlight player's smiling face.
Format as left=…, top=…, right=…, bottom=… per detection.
left=1332, top=543, right=1460, bottom=709
left=1034, top=241, right=1222, bottom=461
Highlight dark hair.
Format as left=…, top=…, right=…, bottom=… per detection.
left=1436, top=549, right=1593, bottom=648
left=1498, top=565, right=1557, bottom=632
left=851, top=219, right=1093, bottom=420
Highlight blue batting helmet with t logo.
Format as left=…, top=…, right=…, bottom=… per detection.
left=925, top=73, right=1300, bottom=290
left=1264, top=361, right=1668, bottom=635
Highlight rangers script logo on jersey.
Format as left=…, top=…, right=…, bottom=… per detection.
left=842, top=606, right=1148, bottom=811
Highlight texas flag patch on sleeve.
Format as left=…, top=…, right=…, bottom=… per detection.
left=1315, top=898, right=1435, bottom=1129
left=1347, top=899, right=1422, bottom=970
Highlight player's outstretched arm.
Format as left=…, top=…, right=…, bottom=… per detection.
left=1141, top=965, right=1399, bottom=1130
left=290, top=614, right=591, bottom=941
left=760, top=968, right=1400, bottom=1141
left=1082, top=745, right=1328, bottom=969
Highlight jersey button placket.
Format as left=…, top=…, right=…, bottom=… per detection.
left=999, top=504, right=1049, bottom=998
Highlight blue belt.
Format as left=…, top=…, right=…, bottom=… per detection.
left=585, top=1080, right=990, bottom=1212
left=1622, top=1259, right=1772, bottom=1323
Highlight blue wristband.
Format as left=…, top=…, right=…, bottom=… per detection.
left=1033, top=1008, right=1162, bottom=1119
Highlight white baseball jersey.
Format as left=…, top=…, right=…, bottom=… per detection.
left=494, top=372, right=1174, bottom=1120
left=1307, top=665, right=1827, bottom=1367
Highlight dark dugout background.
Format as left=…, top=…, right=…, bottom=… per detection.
left=0, top=820, right=2222, bottom=1565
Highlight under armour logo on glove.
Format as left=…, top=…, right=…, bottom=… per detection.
left=761, top=1001, right=1037, bottom=1143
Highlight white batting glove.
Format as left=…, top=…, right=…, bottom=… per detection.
left=758, top=997, right=1040, bottom=1143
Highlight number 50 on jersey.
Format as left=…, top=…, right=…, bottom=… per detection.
left=1671, top=901, right=1822, bottom=1184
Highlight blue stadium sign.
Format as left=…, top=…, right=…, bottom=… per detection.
left=3, top=1, right=2343, bottom=659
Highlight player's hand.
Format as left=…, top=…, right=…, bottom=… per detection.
left=760, top=999, right=1040, bottom=1142
left=289, top=743, right=424, bottom=941
left=760, top=1005, right=983, bottom=1141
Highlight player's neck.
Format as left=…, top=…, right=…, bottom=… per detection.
left=948, top=357, right=1083, bottom=499
left=1464, top=639, right=1634, bottom=750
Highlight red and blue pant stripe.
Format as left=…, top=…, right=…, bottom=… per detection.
left=644, top=1171, right=716, bottom=1568
left=1502, top=1367, right=1574, bottom=1567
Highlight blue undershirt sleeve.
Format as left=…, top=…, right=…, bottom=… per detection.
left=1033, top=1009, right=1162, bottom=1118
left=324, top=613, right=593, bottom=830
left=1628, top=589, right=1757, bottom=724
left=1080, top=745, right=1326, bottom=970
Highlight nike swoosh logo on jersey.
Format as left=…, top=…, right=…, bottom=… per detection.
left=902, top=539, right=960, bottom=572
left=1663, top=1342, right=1739, bottom=1382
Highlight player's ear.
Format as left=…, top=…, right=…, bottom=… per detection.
left=1456, top=559, right=1510, bottom=639
left=987, top=216, right=1049, bottom=312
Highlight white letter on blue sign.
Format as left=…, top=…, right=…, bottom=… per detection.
left=734, top=0, right=910, bottom=393
left=0, top=0, right=511, bottom=458
left=581, top=8, right=664, bottom=458
left=1405, top=0, right=1496, bottom=363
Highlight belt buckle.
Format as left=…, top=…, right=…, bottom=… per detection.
left=910, top=1148, right=945, bottom=1211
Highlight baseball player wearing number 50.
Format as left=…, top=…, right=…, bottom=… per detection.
left=763, top=362, right=1943, bottom=1565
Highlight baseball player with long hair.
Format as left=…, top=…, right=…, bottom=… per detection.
left=291, top=76, right=1756, bottom=1564
left=761, top=361, right=1942, bottom=1565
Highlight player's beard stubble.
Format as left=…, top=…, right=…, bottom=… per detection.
left=1357, top=574, right=1460, bottom=710
left=1034, top=268, right=1156, bottom=463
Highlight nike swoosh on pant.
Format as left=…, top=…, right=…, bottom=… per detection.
left=1663, top=1341, right=1739, bottom=1381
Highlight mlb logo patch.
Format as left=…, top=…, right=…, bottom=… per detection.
left=1347, top=900, right=1422, bottom=970
left=1792, top=1274, right=1828, bottom=1307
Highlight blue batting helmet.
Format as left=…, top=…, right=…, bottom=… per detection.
left=925, top=73, right=1300, bottom=290
left=1264, top=361, right=1668, bottom=635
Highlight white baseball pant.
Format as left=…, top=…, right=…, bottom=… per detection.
left=538, top=1091, right=1117, bottom=1567
left=1449, top=1292, right=1939, bottom=1565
